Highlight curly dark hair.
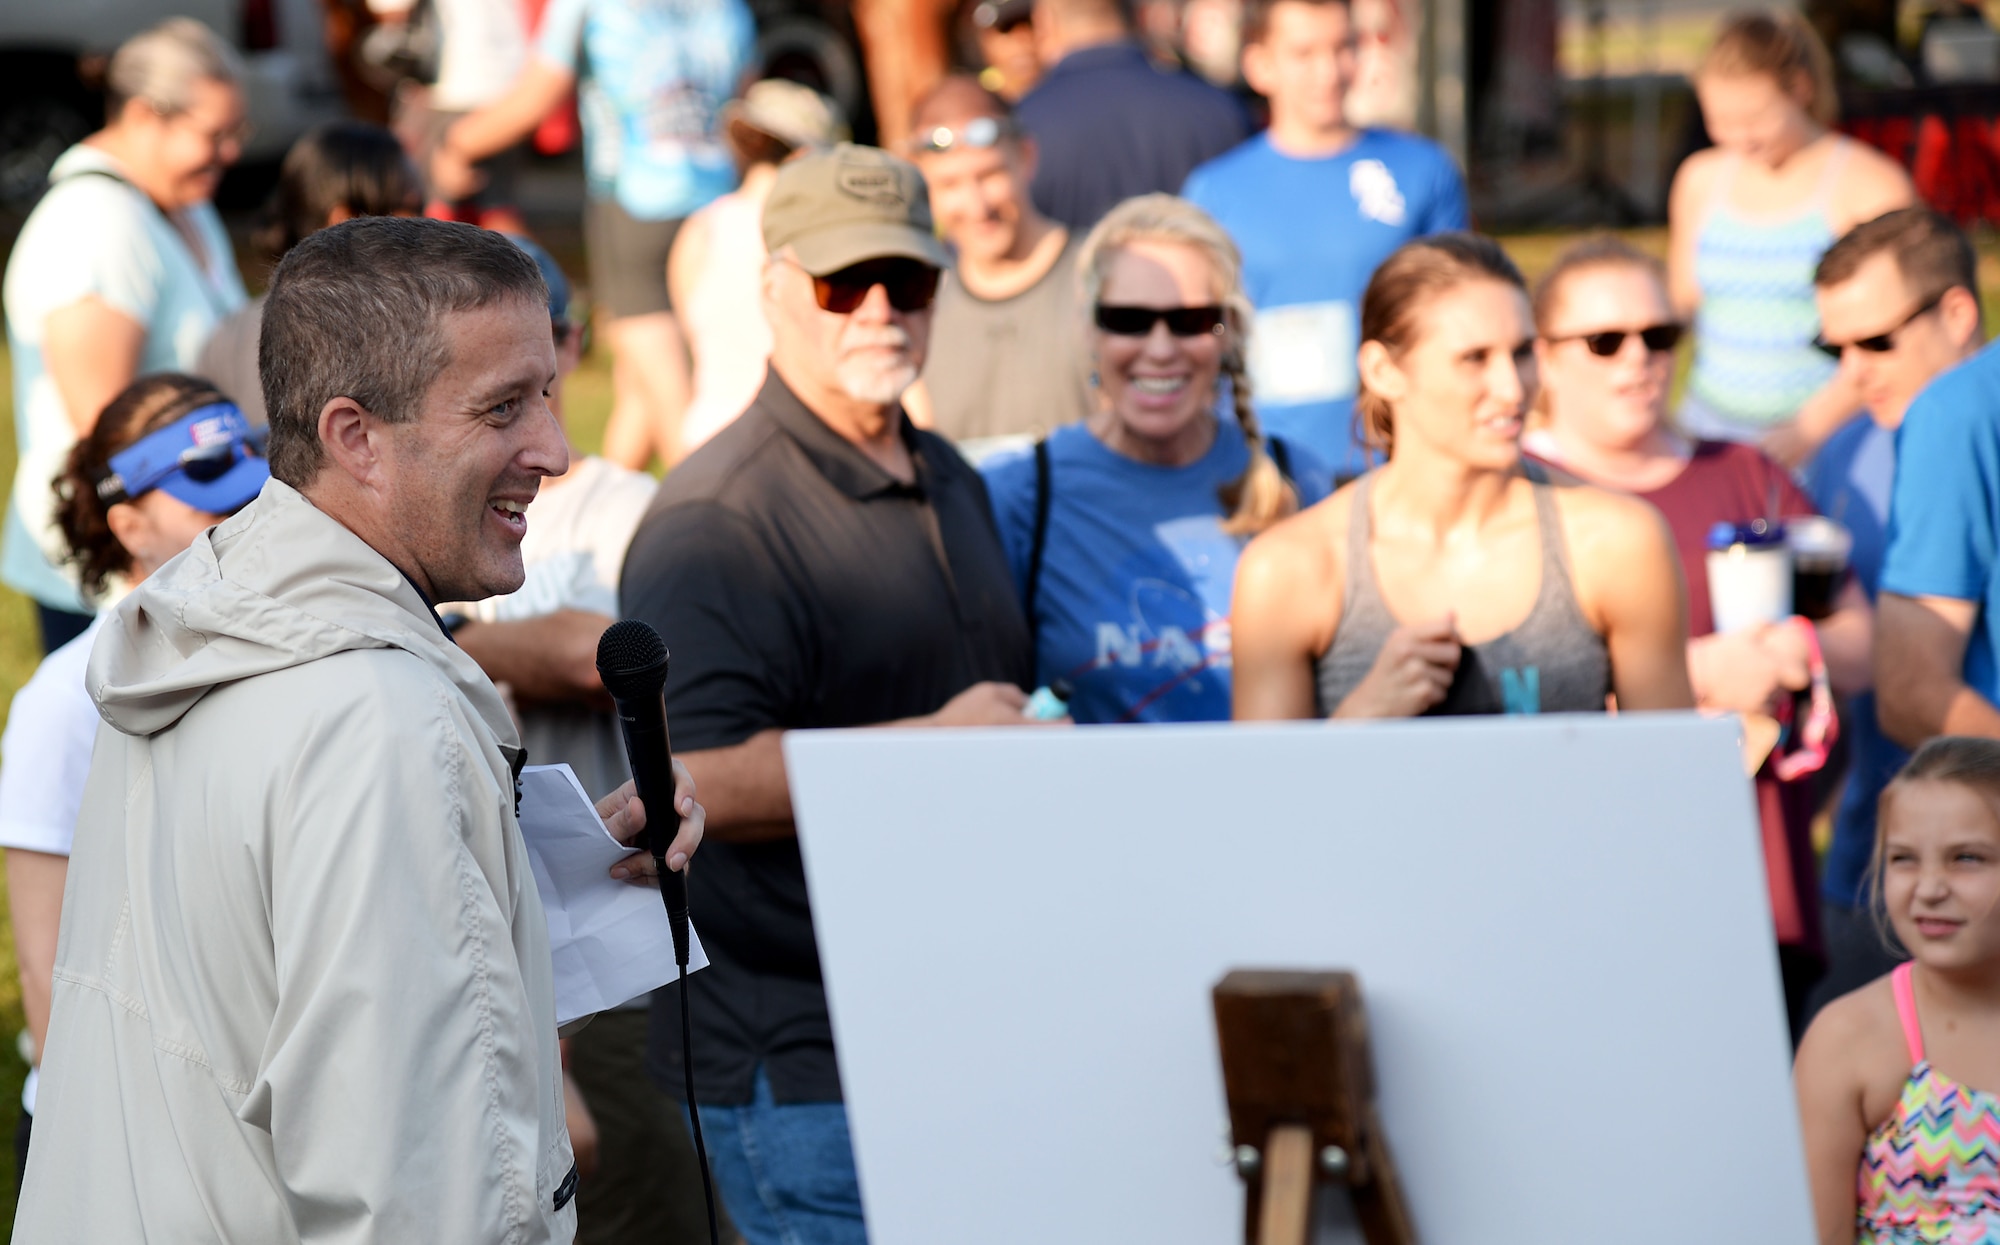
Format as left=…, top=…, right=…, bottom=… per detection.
left=54, top=373, right=231, bottom=600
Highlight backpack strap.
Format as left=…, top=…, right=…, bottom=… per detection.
left=1024, top=437, right=1052, bottom=636
left=1267, top=435, right=1292, bottom=486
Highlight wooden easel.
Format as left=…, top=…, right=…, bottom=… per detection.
left=1213, top=970, right=1418, bottom=1245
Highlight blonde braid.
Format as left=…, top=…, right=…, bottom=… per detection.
left=1216, top=334, right=1296, bottom=536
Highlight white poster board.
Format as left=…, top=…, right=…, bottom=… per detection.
left=784, top=714, right=1816, bottom=1245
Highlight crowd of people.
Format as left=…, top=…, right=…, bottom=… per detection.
left=2, top=2, right=1999, bottom=1243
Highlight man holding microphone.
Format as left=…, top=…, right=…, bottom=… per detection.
left=15, top=217, right=701, bottom=1242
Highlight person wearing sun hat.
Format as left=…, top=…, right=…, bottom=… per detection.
left=621, top=143, right=1042, bottom=1245
left=0, top=373, right=266, bottom=1183
left=671, top=78, right=846, bottom=456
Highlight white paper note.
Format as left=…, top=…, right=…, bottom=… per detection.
left=518, top=763, right=707, bottom=1027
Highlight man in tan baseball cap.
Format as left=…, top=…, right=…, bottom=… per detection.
left=619, top=143, right=1039, bottom=1245
left=751, top=141, right=953, bottom=447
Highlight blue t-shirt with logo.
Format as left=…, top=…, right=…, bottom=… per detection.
left=535, top=0, right=753, bottom=220
left=982, top=419, right=1331, bottom=724
left=1883, top=340, right=2000, bottom=714
left=1182, top=130, right=1467, bottom=478
left=1806, top=415, right=1903, bottom=908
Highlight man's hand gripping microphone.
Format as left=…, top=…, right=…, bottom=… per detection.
left=595, top=619, right=691, bottom=968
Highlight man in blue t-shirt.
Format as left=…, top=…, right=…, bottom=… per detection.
left=1804, top=208, right=1983, bottom=1015
left=1181, top=0, right=1465, bottom=477
left=1879, top=209, right=2000, bottom=735
left=1016, top=0, right=1250, bottom=230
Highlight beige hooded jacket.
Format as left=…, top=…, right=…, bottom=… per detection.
left=14, top=479, right=577, bottom=1243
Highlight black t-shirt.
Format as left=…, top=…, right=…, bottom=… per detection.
left=622, top=372, right=1032, bottom=1105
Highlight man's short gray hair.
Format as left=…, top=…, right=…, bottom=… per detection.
left=107, top=18, right=245, bottom=117
left=259, top=217, right=549, bottom=486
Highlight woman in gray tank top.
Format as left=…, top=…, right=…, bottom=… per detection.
left=1231, top=234, right=1695, bottom=720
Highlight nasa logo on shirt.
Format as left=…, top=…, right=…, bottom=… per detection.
left=1350, top=159, right=1406, bottom=226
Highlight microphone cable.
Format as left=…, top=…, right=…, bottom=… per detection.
left=595, top=620, right=720, bottom=1245
left=679, top=952, right=720, bottom=1245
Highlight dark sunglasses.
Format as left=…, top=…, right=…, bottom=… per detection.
left=1094, top=304, right=1228, bottom=337
left=1546, top=323, right=1684, bottom=357
left=1813, top=290, right=1948, bottom=360
left=803, top=258, right=941, bottom=314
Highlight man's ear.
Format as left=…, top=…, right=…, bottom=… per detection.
left=316, top=396, right=386, bottom=489
left=1941, top=284, right=1983, bottom=351
left=1014, top=133, right=1040, bottom=187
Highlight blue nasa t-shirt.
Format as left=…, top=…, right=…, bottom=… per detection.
left=1182, top=130, right=1467, bottom=477
left=983, top=418, right=1332, bottom=724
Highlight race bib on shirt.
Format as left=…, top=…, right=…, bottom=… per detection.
left=1350, top=158, right=1407, bottom=225
left=1248, top=301, right=1358, bottom=405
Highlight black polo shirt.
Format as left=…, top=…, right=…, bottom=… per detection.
left=622, top=371, right=1032, bottom=1106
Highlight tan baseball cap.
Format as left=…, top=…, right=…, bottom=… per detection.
left=721, top=79, right=847, bottom=152
left=762, top=143, right=950, bottom=276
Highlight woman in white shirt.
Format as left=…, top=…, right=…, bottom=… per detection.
left=1, top=18, right=248, bottom=653
left=0, top=373, right=270, bottom=1182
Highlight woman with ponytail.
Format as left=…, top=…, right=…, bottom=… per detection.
left=0, top=372, right=267, bottom=1177
left=981, top=194, right=1334, bottom=723
left=1232, top=232, right=1694, bottom=720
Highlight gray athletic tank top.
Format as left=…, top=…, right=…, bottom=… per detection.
left=1313, top=475, right=1612, bottom=716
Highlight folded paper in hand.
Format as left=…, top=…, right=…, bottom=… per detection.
left=519, top=763, right=707, bottom=1027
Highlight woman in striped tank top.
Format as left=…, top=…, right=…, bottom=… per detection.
left=1796, top=737, right=2000, bottom=1244
left=1668, top=12, right=1911, bottom=463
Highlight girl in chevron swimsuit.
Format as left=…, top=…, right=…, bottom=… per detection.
left=1796, top=737, right=2000, bottom=1244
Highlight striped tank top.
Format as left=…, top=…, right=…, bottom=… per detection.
left=1857, top=962, right=2000, bottom=1244
left=1312, top=475, right=1611, bottom=717
left=1680, top=138, right=1847, bottom=441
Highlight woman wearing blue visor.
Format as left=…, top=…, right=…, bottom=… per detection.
left=0, top=372, right=265, bottom=1181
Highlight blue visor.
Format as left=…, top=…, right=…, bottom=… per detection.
left=99, top=403, right=270, bottom=514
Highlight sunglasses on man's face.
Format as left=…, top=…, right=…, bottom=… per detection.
left=1546, top=323, right=1684, bottom=357
left=805, top=258, right=942, bottom=314
left=1093, top=304, right=1228, bottom=337
left=1813, top=290, right=1948, bottom=360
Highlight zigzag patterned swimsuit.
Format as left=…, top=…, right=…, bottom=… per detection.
left=1857, top=962, right=2000, bottom=1244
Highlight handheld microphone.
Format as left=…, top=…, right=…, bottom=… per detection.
left=595, top=619, right=721, bottom=1245
left=595, top=619, right=690, bottom=969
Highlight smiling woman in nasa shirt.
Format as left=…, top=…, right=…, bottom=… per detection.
left=981, top=194, right=1332, bottom=724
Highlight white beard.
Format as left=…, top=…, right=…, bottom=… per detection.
left=836, top=324, right=919, bottom=404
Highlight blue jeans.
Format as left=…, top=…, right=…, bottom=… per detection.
left=688, top=1067, right=869, bottom=1245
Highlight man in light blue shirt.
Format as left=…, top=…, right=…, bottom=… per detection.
left=1804, top=208, right=1982, bottom=1014
left=1878, top=330, right=2000, bottom=746
left=1182, top=0, right=1464, bottom=477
